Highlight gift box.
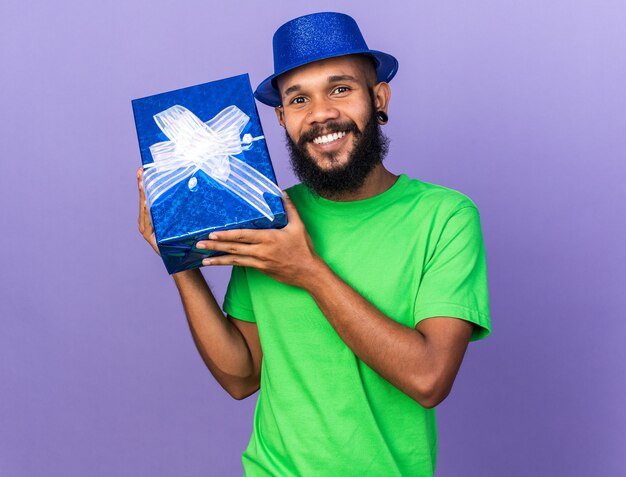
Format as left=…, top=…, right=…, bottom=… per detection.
left=132, top=74, right=287, bottom=274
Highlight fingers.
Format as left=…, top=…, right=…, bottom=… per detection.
left=195, top=239, right=258, bottom=256
left=142, top=199, right=151, bottom=235
left=281, top=191, right=302, bottom=225
left=136, top=167, right=151, bottom=231
left=202, top=254, right=265, bottom=269
left=137, top=168, right=146, bottom=203
left=137, top=169, right=148, bottom=232
left=137, top=174, right=144, bottom=231
left=136, top=167, right=159, bottom=254
left=206, top=228, right=271, bottom=244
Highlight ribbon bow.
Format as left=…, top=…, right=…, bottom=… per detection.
left=142, top=105, right=282, bottom=220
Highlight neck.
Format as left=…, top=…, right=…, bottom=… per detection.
left=316, top=164, right=398, bottom=202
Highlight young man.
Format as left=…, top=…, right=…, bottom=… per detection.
left=137, top=12, right=490, bottom=476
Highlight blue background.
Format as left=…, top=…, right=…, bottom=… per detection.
left=0, top=1, right=624, bottom=476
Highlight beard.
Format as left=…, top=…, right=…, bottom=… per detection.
left=284, top=99, right=389, bottom=197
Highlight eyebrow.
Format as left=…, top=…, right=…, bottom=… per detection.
left=327, top=74, right=357, bottom=83
left=283, top=84, right=302, bottom=97
left=282, top=75, right=359, bottom=98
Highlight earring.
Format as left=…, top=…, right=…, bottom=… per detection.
left=376, top=111, right=388, bottom=124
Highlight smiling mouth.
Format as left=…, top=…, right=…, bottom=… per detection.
left=311, top=131, right=348, bottom=145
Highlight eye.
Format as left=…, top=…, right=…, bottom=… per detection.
left=332, top=86, right=351, bottom=95
left=290, top=96, right=307, bottom=105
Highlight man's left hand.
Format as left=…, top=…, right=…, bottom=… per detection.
left=195, top=193, right=323, bottom=289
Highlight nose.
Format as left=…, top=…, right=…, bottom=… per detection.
left=305, top=97, right=340, bottom=125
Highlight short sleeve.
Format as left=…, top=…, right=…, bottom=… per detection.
left=413, top=205, right=491, bottom=341
left=223, top=265, right=257, bottom=322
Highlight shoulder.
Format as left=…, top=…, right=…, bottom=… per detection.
left=400, top=175, right=480, bottom=218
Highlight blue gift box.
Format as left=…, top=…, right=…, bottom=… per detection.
left=132, top=74, right=287, bottom=274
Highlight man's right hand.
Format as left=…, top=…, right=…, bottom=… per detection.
left=136, top=166, right=261, bottom=399
left=136, top=166, right=160, bottom=256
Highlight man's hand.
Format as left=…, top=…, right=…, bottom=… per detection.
left=195, top=193, right=324, bottom=289
left=136, top=166, right=160, bottom=256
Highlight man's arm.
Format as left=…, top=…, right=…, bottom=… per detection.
left=172, top=269, right=262, bottom=400
left=197, top=193, right=473, bottom=408
left=304, top=263, right=473, bottom=408
left=137, top=167, right=262, bottom=400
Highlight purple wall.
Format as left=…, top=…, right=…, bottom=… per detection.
left=1, top=1, right=624, bottom=475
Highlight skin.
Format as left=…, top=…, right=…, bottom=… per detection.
left=137, top=55, right=474, bottom=407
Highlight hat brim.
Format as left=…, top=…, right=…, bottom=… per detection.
left=254, top=50, right=398, bottom=107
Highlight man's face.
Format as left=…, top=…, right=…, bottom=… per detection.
left=275, top=55, right=389, bottom=196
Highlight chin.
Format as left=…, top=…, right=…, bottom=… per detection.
left=318, top=154, right=350, bottom=169
left=306, top=146, right=352, bottom=170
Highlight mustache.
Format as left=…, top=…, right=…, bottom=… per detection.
left=297, top=121, right=360, bottom=146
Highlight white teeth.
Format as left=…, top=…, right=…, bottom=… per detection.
left=313, top=131, right=346, bottom=145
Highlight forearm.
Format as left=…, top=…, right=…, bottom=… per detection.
left=304, top=261, right=438, bottom=405
left=172, top=268, right=259, bottom=398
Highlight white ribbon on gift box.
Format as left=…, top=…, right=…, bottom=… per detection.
left=142, top=104, right=282, bottom=221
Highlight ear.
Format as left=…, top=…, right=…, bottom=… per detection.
left=275, top=106, right=285, bottom=127
left=372, top=82, right=391, bottom=114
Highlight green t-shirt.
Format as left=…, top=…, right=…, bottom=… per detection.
left=223, top=173, right=491, bottom=476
